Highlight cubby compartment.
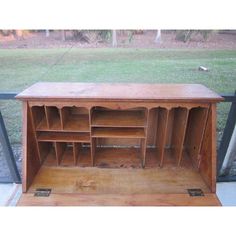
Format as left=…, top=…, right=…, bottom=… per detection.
left=30, top=106, right=47, bottom=130
left=92, top=138, right=144, bottom=168
left=39, top=141, right=91, bottom=167
left=91, top=107, right=147, bottom=127
left=184, top=107, right=209, bottom=169
left=45, top=106, right=61, bottom=130
left=148, top=107, right=195, bottom=167
left=61, top=106, right=89, bottom=132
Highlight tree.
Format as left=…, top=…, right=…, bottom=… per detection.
left=61, top=30, right=66, bottom=41
left=112, top=30, right=117, bottom=47
left=155, top=30, right=161, bottom=43
left=46, top=30, right=50, bottom=37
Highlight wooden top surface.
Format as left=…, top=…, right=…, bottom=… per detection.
left=16, top=82, right=223, bottom=102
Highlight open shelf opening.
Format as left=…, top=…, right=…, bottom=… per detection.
left=92, top=137, right=145, bottom=167
left=45, top=106, right=61, bottom=130
left=91, top=107, right=147, bottom=127
left=184, top=107, right=209, bottom=169
left=31, top=106, right=47, bottom=130
left=61, top=107, right=89, bottom=132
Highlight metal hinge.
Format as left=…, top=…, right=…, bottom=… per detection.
left=187, top=188, right=204, bottom=197
left=34, top=188, right=51, bottom=197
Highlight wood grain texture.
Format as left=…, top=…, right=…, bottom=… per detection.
left=17, top=193, right=221, bottom=206
left=16, top=82, right=223, bottom=102
left=25, top=164, right=211, bottom=194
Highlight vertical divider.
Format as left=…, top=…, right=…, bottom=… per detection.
left=73, top=142, right=80, bottom=165
left=54, top=142, right=66, bottom=165
left=44, top=106, right=50, bottom=129
left=170, top=107, right=189, bottom=166
left=156, top=108, right=170, bottom=167
left=60, top=107, right=70, bottom=130
left=141, top=108, right=149, bottom=168
left=197, top=107, right=210, bottom=169
left=59, top=108, right=64, bottom=130
left=89, top=107, right=94, bottom=166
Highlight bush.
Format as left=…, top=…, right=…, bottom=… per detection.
left=175, top=30, right=212, bottom=42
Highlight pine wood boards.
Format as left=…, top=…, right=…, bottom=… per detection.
left=16, top=82, right=223, bottom=102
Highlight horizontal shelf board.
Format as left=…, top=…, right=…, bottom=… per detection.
left=92, top=110, right=146, bottom=127
left=63, top=114, right=89, bottom=132
left=37, top=132, right=90, bottom=142
left=92, top=127, right=146, bottom=138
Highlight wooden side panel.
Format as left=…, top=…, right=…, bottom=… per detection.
left=17, top=193, right=221, bottom=206
left=199, top=104, right=217, bottom=192
left=22, top=102, right=41, bottom=193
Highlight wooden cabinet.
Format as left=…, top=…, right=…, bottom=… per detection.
left=16, top=83, right=223, bottom=206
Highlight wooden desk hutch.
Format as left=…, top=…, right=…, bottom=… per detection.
left=16, top=82, right=223, bottom=206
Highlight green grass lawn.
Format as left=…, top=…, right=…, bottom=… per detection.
left=0, top=48, right=236, bottom=144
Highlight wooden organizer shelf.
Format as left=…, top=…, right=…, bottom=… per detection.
left=37, top=131, right=90, bottom=142
left=16, top=82, right=223, bottom=206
